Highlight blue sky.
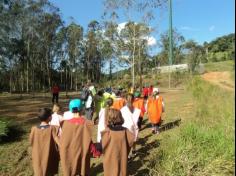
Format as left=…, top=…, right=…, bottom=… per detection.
left=49, top=0, right=234, bottom=72
left=50, top=0, right=235, bottom=46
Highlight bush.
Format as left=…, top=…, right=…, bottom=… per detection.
left=0, top=119, right=24, bottom=143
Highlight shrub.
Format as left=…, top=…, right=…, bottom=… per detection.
left=0, top=119, right=24, bottom=143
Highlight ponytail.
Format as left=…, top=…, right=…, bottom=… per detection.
left=104, top=98, right=113, bottom=126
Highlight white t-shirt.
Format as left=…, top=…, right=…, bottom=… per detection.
left=97, top=108, right=106, bottom=142
left=85, top=95, right=93, bottom=108
left=63, top=111, right=73, bottom=120
left=49, top=112, right=63, bottom=135
left=49, top=113, right=63, bottom=126
left=120, top=106, right=141, bottom=141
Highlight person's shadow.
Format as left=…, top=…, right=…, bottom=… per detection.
left=128, top=135, right=161, bottom=175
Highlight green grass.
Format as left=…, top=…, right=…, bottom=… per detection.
left=148, top=77, right=235, bottom=176
left=204, top=60, right=234, bottom=72
left=0, top=60, right=234, bottom=176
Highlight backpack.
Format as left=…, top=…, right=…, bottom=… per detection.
left=80, top=89, right=90, bottom=101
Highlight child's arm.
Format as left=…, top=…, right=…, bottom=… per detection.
left=101, top=130, right=111, bottom=151
left=29, top=127, right=35, bottom=146
left=52, top=126, right=60, bottom=146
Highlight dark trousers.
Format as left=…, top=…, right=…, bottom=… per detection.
left=85, top=108, right=93, bottom=120
left=151, top=122, right=161, bottom=132
left=137, top=117, right=143, bottom=130
left=52, top=93, right=59, bottom=104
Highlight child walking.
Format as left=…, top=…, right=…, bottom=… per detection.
left=49, top=104, right=63, bottom=135
left=133, top=91, right=146, bottom=130
left=120, top=93, right=141, bottom=157
left=111, top=90, right=126, bottom=110
left=29, top=108, right=60, bottom=176
left=60, top=99, right=95, bottom=176
left=97, top=97, right=114, bottom=142
left=147, top=88, right=165, bottom=134
left=101, top=108, right=135, bottom=176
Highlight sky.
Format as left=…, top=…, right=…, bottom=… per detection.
left=50, top=0, right=235, bottom=44
left=49, top=0, right=235, bottom=71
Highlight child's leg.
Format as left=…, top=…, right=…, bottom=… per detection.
left=56, top=93, right=59, bottom=103
left=138, top=117, right=143, bottom=130
left=155, top=123, right=160, bottom=134
left=151, top=124, right=155, bottom=133
left=52, top=94, right=55, bottom=103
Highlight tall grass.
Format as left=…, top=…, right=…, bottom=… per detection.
left=149, top=77, right=235, bottom=176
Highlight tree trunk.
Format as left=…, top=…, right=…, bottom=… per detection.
left=132, top=26, right=136, bottom=88
left=66, top=67, right=68, bottom=96
left=109, top=58, right=112, bottom=80
left=46, top=50, right=51, bottom=90
left=138, top=42, right=142, bottom=89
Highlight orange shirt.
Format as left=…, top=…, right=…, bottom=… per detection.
left=111, top=98, right=126, bottom=110
left=147, top=96, right=163, bottom=124
left=133, top=98, right=145, bottom=117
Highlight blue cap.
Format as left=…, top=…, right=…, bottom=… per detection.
left=69, top=99, right=83, bottom=112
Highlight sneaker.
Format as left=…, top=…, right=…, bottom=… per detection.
left=132, top=150, right=137, bottom=157
left=156, top=131, right=160, bottom=135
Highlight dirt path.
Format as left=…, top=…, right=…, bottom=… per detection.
left=201, top=71, right=234, bottom=91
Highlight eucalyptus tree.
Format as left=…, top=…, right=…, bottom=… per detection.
left=84, top=20, right=103, bottom=83
left=102, top=0, right=120, bottom=80
left=38, top=10, right=62, bottom=89
left=103, top=0, right=167, bottom=87
left=65, top=23, right=83, bottom=90
left=184, top=40, right=204, bottom=75
left=158, top=29, right=185, bottom=65
left=118, top=22, right=151, bottom=87
left=0, top=0, right=63, bottom=92
left=102, top=21, right=119, bottom=80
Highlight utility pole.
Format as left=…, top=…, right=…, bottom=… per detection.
left=168, top=0, right=173, bottom=89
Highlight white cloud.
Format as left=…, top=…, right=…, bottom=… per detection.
left=144, top=36, right=157, bottom=46
left=209, top=25, right=215, bottom=31
left=180, top=26, right=200, bottom=31
left=117, top=22, right=156, bottom=46
left=117, top=22, right=127, bottom=33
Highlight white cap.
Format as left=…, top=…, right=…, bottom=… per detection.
left=153, top=88, right=159, bottom=93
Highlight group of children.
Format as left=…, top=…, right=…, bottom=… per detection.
left=30, top=86, right=165, bottom=176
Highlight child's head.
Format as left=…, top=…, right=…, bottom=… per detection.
left=52, top=104, right=61, bottom=113
left=134, top=91, right=141, bottom=98
left=115, top=90, right=121, bottom=97
left=126, top=93, right=134, bottom=104
left=153, top=88, right=159, bottom=96
left=97, top=89, right=104, bottom=96
left=69, top=99, right=83, bottom=113
left=107, top=109, right=124, bottom=126
left=38, top=108, right=52, bottom=122
left=105, top=97, right=114, bottom=107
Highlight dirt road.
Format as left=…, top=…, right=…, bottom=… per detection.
left=201, top=71, right=234, bottom=91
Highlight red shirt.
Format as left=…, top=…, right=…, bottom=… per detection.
left=142, top=87, right=149, bottom=96
left=52, top=86, right=60, bottom=94
left=148, top=86, right=153, bottom=95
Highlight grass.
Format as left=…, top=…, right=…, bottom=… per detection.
left=147, top=76, right=235, bottom=176
left=0, top=60, right=234, bottom=175
left=204, top=60, right=234, bottom=72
